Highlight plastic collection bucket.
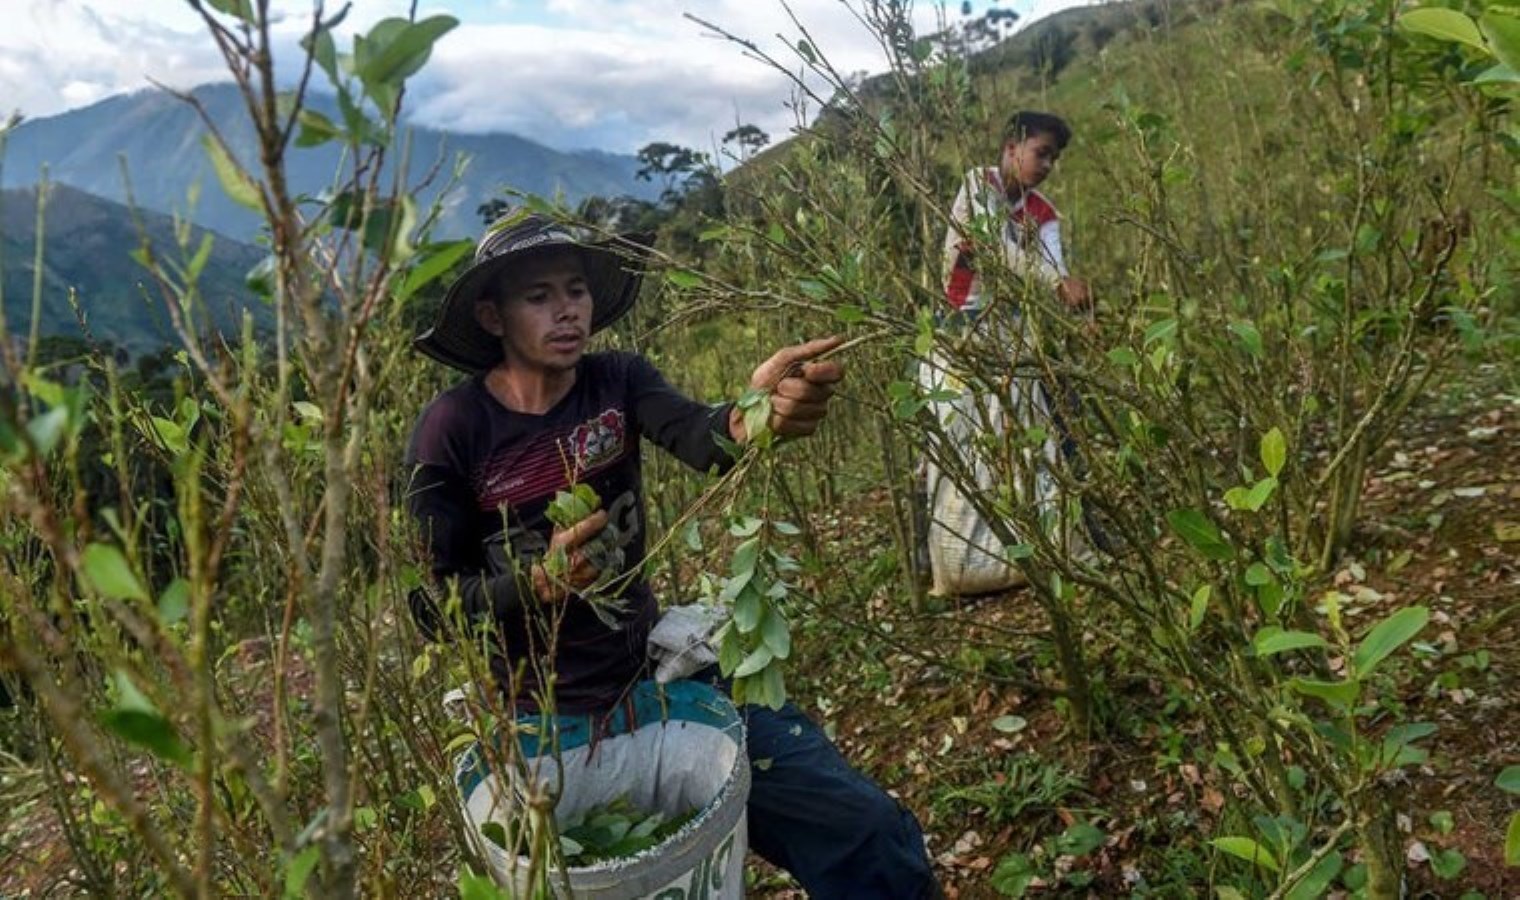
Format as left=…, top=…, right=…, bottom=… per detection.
left=455, top=680, right=749, bottom=898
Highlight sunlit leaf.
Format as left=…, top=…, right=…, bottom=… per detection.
left=294, top=109, right=343, bottom=147
left=1480, top=12, right=1520, bottom=71
left=1252, top=627, right=1328, bottom=657
left=1261, top=427, right=1287, bottom=477
left=666, top=269, right=702, bottom=289
left=202, top=135, right=261, bottom=211
left=1398, top=8, right=1485, bottom=51
left=1189, top=585, right=1211, bottom=631
left=1353, top=606, right=1428, bottom=677
left=1211, top=836, right=1280, bottom=872
left=283, top=845, right=321, bottom=899
left=355, top=15, right=459, bottom=87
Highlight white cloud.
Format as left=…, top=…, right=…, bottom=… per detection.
left=4, top=1, right=1089, bottom=152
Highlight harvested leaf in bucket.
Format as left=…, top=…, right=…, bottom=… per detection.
left=557, top=795, right=699, bottom=864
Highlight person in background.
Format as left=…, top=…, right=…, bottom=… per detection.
left=943, top=110, right=1091, bottom=316
left=920, top=110, right=1102, bottom=597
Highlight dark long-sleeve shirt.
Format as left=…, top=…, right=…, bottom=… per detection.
left=403, top=351, right=734, bottom=713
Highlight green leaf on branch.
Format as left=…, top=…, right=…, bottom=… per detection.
left=732, top=645, right=775, bottom=679
left=82, top=543, right=149, bottom=602
left=25, top=407, right=68, bottom=457
left=1480, top=12, right=1520, bottom=71
left=1252, top=627, right=1328, bottom=657
left=1188, top=585, right=1211, bottom=631
left=1228, top=319, right=1263, bottom=357
left=1474, top=62, right=1520, bottom=84
left=1261, top=427, right=1287, bottom=477
left=1398, top=8, right=1486, bottom=51
left=1353, top=606, right=1428, bottom=678
left=205, top=0, right=254, bottom=23
left=1289, top=677, right=1360, bottom=710
left=1166, top=509, right=1235, bottom=560
left=1211, top=836, right=1281, bottom=873
left=760, top=609, right=791, bottom=660
left=158, top=578, right=190, bottom=625
left=666, top=269, right=702, bottom=289
left=355, top=15, right=459, bottom=91
left=731, top=583, right=762, bottom=633
left=395, top=239, right=474, bottom=303
left=740, top=391, right=773, bottom=448
left=202, top=135, right=261, bottom=211
left=1284, top=851, right=1342, bottom=900
left=1506, top=812, right=1520, bottom=867
left=1377, top=722, right=1436, bottom=767
left=1225, top=477, right=1278, bottom=512
left=283, top=845, right=321, bottom=899
left=1143, top=317, right=1178, bottom=346
left=100, top=672, right=192, bottom=768
left=294, top=109, right=344, bottom=147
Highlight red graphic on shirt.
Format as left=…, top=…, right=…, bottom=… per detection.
left=569, top=408, right=626, bottom=472
left=473, top=408, right=629, bottom=511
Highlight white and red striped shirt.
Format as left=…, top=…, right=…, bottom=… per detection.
left=943, top=166, right=1068, bottom=310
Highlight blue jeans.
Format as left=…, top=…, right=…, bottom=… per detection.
left=737, top=698, right=938, bottom=898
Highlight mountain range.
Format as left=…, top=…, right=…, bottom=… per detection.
left=2, top=83, right=656, bottom=243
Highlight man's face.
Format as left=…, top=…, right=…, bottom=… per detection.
left=475, top=249, right=593, bottom=373
left=1000, top=131, right=1063, bottom=191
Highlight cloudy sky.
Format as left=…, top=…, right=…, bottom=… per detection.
left=2, top=0, right=1089, bottom=153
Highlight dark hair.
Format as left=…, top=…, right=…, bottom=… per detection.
left=1002, top=111, right=1072, bottom=150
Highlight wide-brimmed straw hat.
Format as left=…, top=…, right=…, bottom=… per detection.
left=413, top=212, right=650, bottom=373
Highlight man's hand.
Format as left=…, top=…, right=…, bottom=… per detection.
left=729, top=336, right=846, bottom=443
left=532, top=509, right=610, bottom=602
left=1057, top=276, right=1093, bottom=312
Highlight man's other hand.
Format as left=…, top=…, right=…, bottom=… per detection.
left=1057, top=276, right=1092, bottom=312
left=729, top=336, right=846, bottom=442
left=532, top=509, right=610, bottom=602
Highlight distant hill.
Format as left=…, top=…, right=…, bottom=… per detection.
left=0, top=183, right=267, bottom=358
left=2, top=84, right=658, bottom=242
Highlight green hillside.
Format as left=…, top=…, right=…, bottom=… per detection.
left=0, top=183, right=267, bottom=358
